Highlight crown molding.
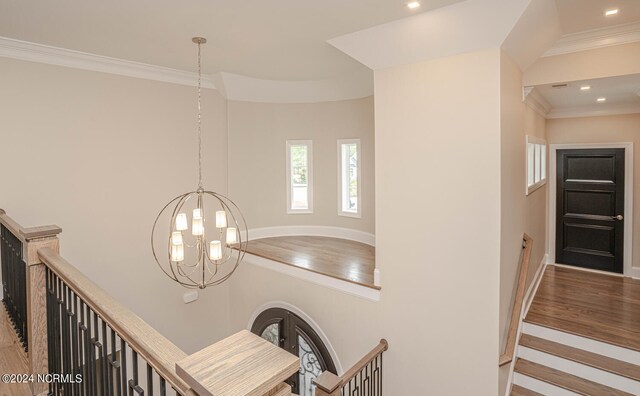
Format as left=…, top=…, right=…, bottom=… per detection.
left=543, top=21, right=640, bottom=57
left=547, top=103, right=640, bottom=119
left=0, top=36, right=216, bottom=89
left=217, top=70, right=373, bottom=103
left=523, top=86, right=551, bottom=117
left=0, top=36, right=372, bottom=103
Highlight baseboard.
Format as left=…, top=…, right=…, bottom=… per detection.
left=248, top=225, right=375, bottom=246
left=524, top=255, right=547, bottom=317
left=505, top=254, right=548, bottom=396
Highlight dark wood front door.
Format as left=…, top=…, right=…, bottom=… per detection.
left=556, top=148, right=625, bottom=273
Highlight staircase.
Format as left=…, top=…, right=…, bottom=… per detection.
left=509, top=266, right=640, bottom=396
left=511, top=322, right=640, bottom=395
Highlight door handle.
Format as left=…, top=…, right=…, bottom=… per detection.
left=612, top=215, right=624, bottom=220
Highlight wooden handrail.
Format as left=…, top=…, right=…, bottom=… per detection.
left=314, top=339, right=388, bottom=394
left=341, top=339, right=388, bottom=384
left=499, top=234, right=533, bottom=367
left=38, top=247, right=193, bottom=394
left=0, top=209, right=62, bottom=243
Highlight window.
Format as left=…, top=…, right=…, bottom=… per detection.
left=338, top=139, right=361, bottom=217
left=526, top=136, right=547, bottom=195
left=286, top=140, right=313, bottom=213
left=252, top=308, right=337, bottom=396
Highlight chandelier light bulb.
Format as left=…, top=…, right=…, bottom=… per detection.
left=226, top=227, right=237, bottom=245
left=171, top=243, right=185, bottom=262
left=175, top=213, right=188, bottom=231
left=192, top=217, right=204, bottom=236
left=210, top=240, right=222, bottom=260
left=216, top=210, right=227, bottom=228
left=171, top=231, right=183, bottom=245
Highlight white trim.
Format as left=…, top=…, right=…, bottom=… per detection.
left=244, top=253, right=381, bottom=302
left=548, top=143, right=635, bottom=278
left=504, top=257, right=548, bottom=396
left=547, top=104, right=640, bottom=119
left=337, top=139, right=362, bottom=218
left=218, top=71, right=373, bottom=104
left=517, top=346, right=640, bottom=394
left=513, top=373, right=582, bottom=396
left=543, top=21, right=640, bottom=58
left=0, top=37, right=374, bottom=103
left=0, top=36, right=216, bottom=89
left=248, top=225, right=375, bottom=246
left=523, top=86, right=551, bottom=118
left=286, top=140, right=314, bottom=214
left=525, top=136, right=547, bottom=196
left=522, top=323, right=640, bottom=365
left=246, top=301, right=344, bottom=375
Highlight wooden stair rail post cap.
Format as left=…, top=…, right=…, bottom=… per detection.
left=176, top=330, right=299, bottom=396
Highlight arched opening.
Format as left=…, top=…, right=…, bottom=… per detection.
left=251, top=307, right=337, bottom=395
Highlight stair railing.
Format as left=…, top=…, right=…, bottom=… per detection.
left=314, top=339, right=388, bottom=396
left=499, top=234, right=533, bottom=367
left=0, top=209, right=299, bottom=396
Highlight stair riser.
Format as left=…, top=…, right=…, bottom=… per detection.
left=518, top=346, right=640, bottom=395
left=522, top=323, right=640, bottom=365
left=513, top=373, right=582, bottom=396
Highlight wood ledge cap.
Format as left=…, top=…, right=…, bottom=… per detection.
left=20, top=225, right=62, bottom=241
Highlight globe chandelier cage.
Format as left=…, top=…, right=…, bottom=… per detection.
left=151, top=37, right=248, bottom=289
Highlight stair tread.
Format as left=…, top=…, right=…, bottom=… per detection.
left=511, top=384, right=544, bottom=396
left=519, top=334, right=640, bottom=382
left=514, top=359, right=635, bottom=396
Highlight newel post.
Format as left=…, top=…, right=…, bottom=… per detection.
left=21, top=225, right=62, bottom=396
left=313, top=372, right=342, bottom=396
left=176, top=330, right=299, bottom=396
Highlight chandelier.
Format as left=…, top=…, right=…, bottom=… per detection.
left=151, top=37, right=247, bottom=289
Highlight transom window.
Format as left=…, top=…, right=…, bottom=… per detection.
left=286, top=140, right=313, bottom=214
left=338, top=139, right=361, bottom=217
left=252, top=308, right=336, bottom=396
left=526, top=136, right=547, bottom=195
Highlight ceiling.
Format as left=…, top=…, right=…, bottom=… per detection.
left=535, top=74, right=640, bottom=117
left=555, top=0, right=640, bottom=34
left=0, top=0, right=465, bottom=81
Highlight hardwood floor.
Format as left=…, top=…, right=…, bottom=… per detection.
left=0, top=306, right=30, bottom=396
left=525, top=265, right=640, bottom=352
left=244, top=236, right=378, bottom=289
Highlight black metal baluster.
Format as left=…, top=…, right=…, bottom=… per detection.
left=379, top=354, right=382, bottom=396
left=101, top=317, right=109, bottom=396
left=52, top=274, right=61, bottom=396
left=121, top=339, right=128, bottom=396
left=129, top=350, right=144, bottom=395
left=63, top=284, right=72, bottom=396
left=90, top=311, right=98, bottom=396
left=110, top=328, right=121, bottom=396
left=71, top=292, right=79, bottom=396
left=147, top=365, right=153, bottom=395
left=80, top=299, right=88, bottom=396
left=159, top=378, right=166, bottom=396
left=46, top=268, right=54, bottom=395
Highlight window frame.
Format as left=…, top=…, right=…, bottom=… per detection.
left=337, top=139, right=362, bottom=218
left=286, top=140, right=313, bottom=214
left=526, top=135, right=547, bottom=196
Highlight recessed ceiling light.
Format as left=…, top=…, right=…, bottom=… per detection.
left=407, top=1, right=420, bottom=9
left=580, top=86, right=591, bottom=91
left=597, top=97, right=607, bottom=102
left=605, top=9, right=619, bottom=16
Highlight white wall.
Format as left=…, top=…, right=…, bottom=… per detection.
left=228, top=48, right=503, bottom=395
left=0, top=57, right=231, bottom=354
left=228, top=97, right=375, bottom=234
left=498, top=51, right=548, bottom=396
